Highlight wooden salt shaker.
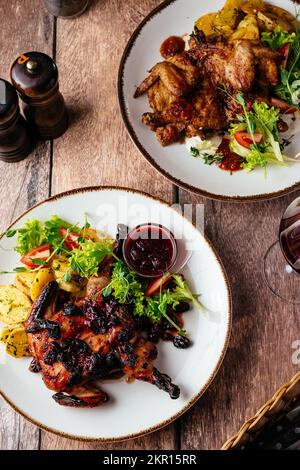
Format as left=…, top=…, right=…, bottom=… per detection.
left=10, top=52, right=68, bottom=140
left=0, top=79, right=32, bottom=163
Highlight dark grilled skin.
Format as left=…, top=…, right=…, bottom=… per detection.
left=26, top=281, right=180, bottom=407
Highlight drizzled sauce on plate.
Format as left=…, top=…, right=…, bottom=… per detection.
left=218, top=138, right=243, bottom=172
left=160, top=36, right=185, bottom=59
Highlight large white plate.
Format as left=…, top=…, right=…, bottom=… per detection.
left=119, top=0, right=300, bottom=201
left=0, top=187, right=231, bottom=441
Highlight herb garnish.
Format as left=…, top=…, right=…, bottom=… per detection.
left=263, top=25, right=300, bottom=108
left=191, top=147, right=223, bottom=165
left=103, top=259, right=203, bottom=334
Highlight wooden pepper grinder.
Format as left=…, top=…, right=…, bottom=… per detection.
left=10, top=52, right=68, bottom=140
left=42, top=0, right=89, bottom=18
left=0, top=78, right=32, bottom=163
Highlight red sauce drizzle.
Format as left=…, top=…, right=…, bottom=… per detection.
left=218, top=138, right=243, bottom=172
left=160, top=36, right=185, bottom=59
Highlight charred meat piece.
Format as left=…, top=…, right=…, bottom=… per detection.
left=191, top=78, right=226, bottom=130
left=167, top=52, right=201, bottom=88
left=156, top=123, right=186, bottom=146
left=26, top=282, right=180, bottom=406
left=134, top=62, right=192, bottom=99
left=53, top=385, right=108, bottom=408
left=153, top=368, right=180, bottom=399
left=189, top=31, right=279, bottom=92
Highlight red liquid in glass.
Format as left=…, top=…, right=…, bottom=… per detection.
left=123, top=224, right=177, bottom=277
left=279, top=198, right=300, bottom=273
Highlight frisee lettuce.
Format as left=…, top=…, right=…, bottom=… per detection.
left=261, top=27, right=296, bottom=51
left=228, top=96, right=287, bottom=172
left=263, top=26, right=300, bottom=108
left=15, top=219, right=47, bottom=255
left=105, top=260, right=202, bottom=334
left=69, top=239, right=114, bottom=278
left=44, top=215, right=81, bottom=252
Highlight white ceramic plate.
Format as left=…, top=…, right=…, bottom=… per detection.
left=119, top=0, right=300, bottom=201
left=0, top=187, right=231, bottom=441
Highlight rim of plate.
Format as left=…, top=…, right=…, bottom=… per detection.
left=0, top=185, right=232, bottom=442
left=118, top=0, right=300, bottom=203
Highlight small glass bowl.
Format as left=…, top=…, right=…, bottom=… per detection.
left=123, top=223, right=178, bottom=278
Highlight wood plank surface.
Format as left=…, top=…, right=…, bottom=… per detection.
left=178, top=190, right=300, bottom=449
left=41, top=0, right=175, bottom=451
left=1, top=0, right=300, bottom=451
left=0, top=0, right=53, bottom=450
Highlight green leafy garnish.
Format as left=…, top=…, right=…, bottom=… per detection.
left=45, top=215, right=80, bottom=252
left=263, top=26, right=300, bottom=108
left=190, top=146, right=200, bottom=158
left=63, top=271, right=72, bottom=283
left=109, top=260, right=144, bottom=305
left=227, top=92, right=286, bottom=173
left=261, top=27, right=295, bottom=51
left=6, top=229, right=17, bottom=238
left=102, top=284, right=112, bottom=297
left=13, top=267, right=28, bottom=273
left=107, top=260, right=202, bottom=333
left=172, top=274, right=203, bottom=311
left=14, top=215, right=82, bottom=256
left=190, top=144, right=223, bottom=166
left=69, top=239, right=114, bottom=278
left=252, top=101, right=282, bottom=162
left=15, top=219, right=47, bottom=255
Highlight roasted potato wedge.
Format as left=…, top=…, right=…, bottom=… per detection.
left=15, top=271, right=36, bottom=297
left=230, top=14, right=260, bottom=41
left=30, top=267, right=55, bottom=301
left=84, top=227, right=101, bottom=242
left=195, top=0, right=244, bottom=37
left=0, top=285, right=32, bottom=324
left=0, top=323, right=23, bottom=344
left=52, top=258, right=87, bottom=294
left=195, top=12, right=217, bottom=36
left=6, top=326, right=30, bottom=358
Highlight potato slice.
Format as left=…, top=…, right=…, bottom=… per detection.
left=84, top=227, right=101, bottom=242
left=230, top=15, right=260, bottom=41
left=6, top=327, right=30, bottom=358
left=30, top=267, right=55, bottom=301
left=15, top=271, right=36, bottom=297
left=52, top=258, right=87, bottom=294
left=0, top=324, right=23, bottom=344
left=223, top=0, right=244, bottom=9
left=195, top=12, right=217, bottom=36
left=0, top=285, right=32, bottom=324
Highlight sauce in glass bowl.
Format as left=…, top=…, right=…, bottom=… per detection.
left=123, top=224, right=177, bottom=277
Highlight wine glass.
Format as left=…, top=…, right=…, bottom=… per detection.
left=263, top=196, right=300, bottom=303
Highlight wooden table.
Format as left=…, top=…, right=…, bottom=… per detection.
left=0, top=0, right=299, bottom=451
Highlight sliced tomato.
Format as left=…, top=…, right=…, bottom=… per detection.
left=20, top=244, right=51, bottom=269
left=234, top=131, right=263, bottom=150
left=59, top=227, right=80, bottom=250
left=278, top=43, right=290, bottom=69
left=145, top=272, right=172, bottom=297
left=270, top=97, right=298, bottom=114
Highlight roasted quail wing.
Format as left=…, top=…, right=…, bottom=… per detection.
left=134, top=61, right=192, bottom=99
left=189, top=30, right=279, bottom=91
left=26, top=281, right=180, bottom=407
